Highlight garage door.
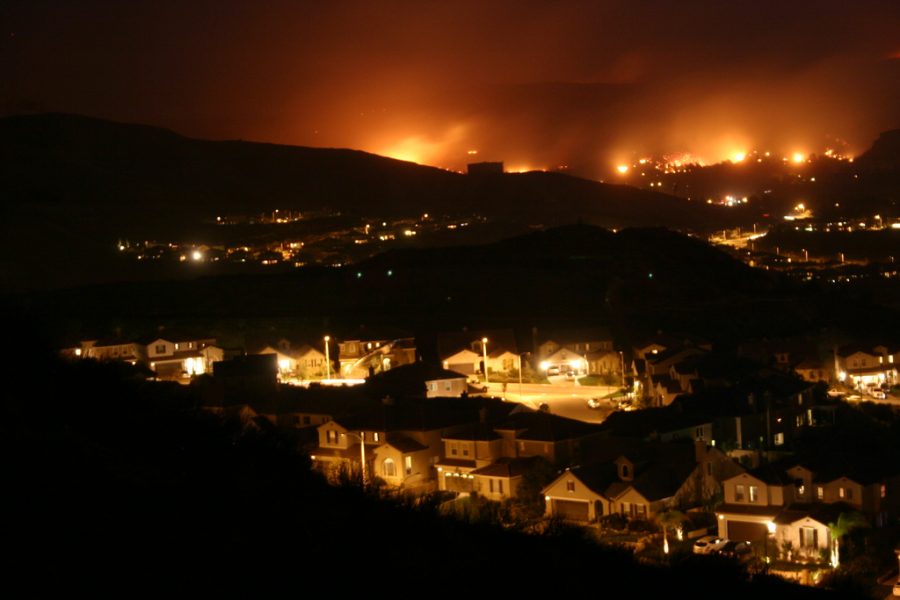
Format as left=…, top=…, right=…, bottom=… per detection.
left=726, top=520, right=767, bottom=542
left=555, top=499, right=589, bottom=521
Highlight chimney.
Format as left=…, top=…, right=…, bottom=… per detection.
left=694, top=439, right=707, bottom=463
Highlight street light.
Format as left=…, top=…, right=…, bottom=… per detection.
left=324, top=335, right=331, bottom=380
left=482, top=337, right=489, bottom=384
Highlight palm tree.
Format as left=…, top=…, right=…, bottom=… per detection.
left=655, top=509, right=686, bottom=555
left=827, top=511, right=868, bottom=568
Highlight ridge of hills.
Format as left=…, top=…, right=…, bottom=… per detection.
left=0, top=113, right=742, bottom=291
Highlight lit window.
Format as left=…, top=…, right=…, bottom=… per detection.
left=749, top=485, right=759, bottom=503
left=404, top=456, right=412, bottom=475
left=383, top=459, right=396, bottom=477
left=774, top=432, right=784, bottom=446
left=816, top=486, right=824, bottom=500
left=798, top=485, right=805, bottom=496
left=566, top=480, right=575, bottom=492
left=735, top=484, right=745, bottom=502
left=881, top=484, right=887, bottom=498
left=373, top=432, right=379, bottom=442
left=326, top=430, right=338, bottom=444
left=800, top=526, right=817, bottom=548
left=839, top=487, right=845, bottom=498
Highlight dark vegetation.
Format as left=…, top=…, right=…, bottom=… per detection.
left=4, top=312, right=838, bottom=597
left=14, top=223, right=899, bottom=356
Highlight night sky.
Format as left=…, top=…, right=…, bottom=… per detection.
left=3, top=0, right=900, bottom=174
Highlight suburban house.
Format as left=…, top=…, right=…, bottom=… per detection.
left=438, top=329, right=520, bottom=377
left=493, top=410, right=604, bottom=467
left=441, top=348, right=482, bottom=375
left=586, top=350, right=623, bottom=380
left=77, top=339, right=146, bottom=364
left=338, top=337, right=416, bottom=378
left=537, top=327, right=614, bottom=359
left=310, top=397, right=518, bottom=490
left=793, top=358, right=833, bottom=384
left=539, top=346, right=588, bottom=375
left=436, top=423, right=502, bottom=492
left=715, top=457, right=900, bottom=558
left=435, top=409, right=605, bottom=497
left=669, top=376, right=818, bottom=454
left=542, top=463, right=618, bottom=521
left=469, top=456, right=543, bottom=501
left=836, top=344, right=897, bottom=390
left=365, top=362, right=469, bottom=398
left=145, top=335, right=221, bottom=379
left=543, top=441, right=741, bottom=522
left=536, top=328, right=615, bottom=376
left=257, top=342, right=328, bottom=379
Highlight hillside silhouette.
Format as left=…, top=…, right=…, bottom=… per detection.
left=3, top=113, right=732, bottom=290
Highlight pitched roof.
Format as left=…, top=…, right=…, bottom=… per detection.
left=383, top=434, right=428, bottom=453
left=496, top=410, right=601, bottom=442
left=442, top=423, right=500, bottom=441
left=600, top=407, right=711, bottom=439
left=565, top=463, right=618, bottom=495
left=471, top=456, right=542, bottom=478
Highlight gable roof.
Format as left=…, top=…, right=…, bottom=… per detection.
left=495, top=410, right=601, bottom=442
left=383, top=435, right=429, bottom=453
left=470, top=456, right=542, bottom=478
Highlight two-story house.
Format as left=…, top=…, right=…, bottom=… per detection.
left=837, top=344, right=897, bottom=390
left=543, top=441, right=742, bottom=522
left=338, top=337, right=416, bottom=378
left=145, top=334, right=220, bottom=379
left=79, top=338, right=146, bottom=364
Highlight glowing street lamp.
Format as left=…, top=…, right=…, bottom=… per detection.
left=324, top=335, right=331, bottom=380
left=482, top=337, right=489, bottom=383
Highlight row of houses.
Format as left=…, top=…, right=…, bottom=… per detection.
left=63, top=332, right=224, bottom=379
left=715, top=457, right=900, bottom=559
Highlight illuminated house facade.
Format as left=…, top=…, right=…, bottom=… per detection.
left=145, top=335, right=220, bottom=379
left=716, top=460, right=900, bottom=559
left=542, top=442, right=739, bottom=522
left=78, top=339, right=145, bottom=364
left=338, top=337, right=416, bottom=379
left=836, top=345, right=897, bottom=390
left=258, top=343, right=327, bottom=379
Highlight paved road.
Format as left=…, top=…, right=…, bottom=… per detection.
left=482, top=381, right=619, bottom=424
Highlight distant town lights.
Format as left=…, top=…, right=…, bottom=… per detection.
left=616, top=165, right=629, bottom=174
left=191, top=250, right=203, bottom=261
left=792, top=152, right=806, bottom=164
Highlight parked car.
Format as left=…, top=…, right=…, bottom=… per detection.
left=871, top=390, right=887, bottom=400
left=692, top=536, right=728, bottom=555
left=587, top=397, right=603, bottom=409
left=467, top=379, right=488, bottom=393
left=547, top=366, right=560, bottom=376
left=537, top=402, right=550, bottom=413
left=717, top=540, right=752, bottom=560
left=616, top=398, right=634, bottom=411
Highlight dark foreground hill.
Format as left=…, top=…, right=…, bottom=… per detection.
left=3, top=322, right=835, bottom=597
left=1, top=113, right=737, bottom=290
